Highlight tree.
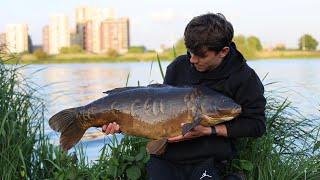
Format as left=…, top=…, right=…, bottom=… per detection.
left=233, top=35, right=264, bottom=59
left=174, top=38, right=187, bottom=55
left=233, top=35, right=247, bottom=53
left=247, top=36, right=263, bottom=51
left=298, top=34, right=318, bottom=51
left=33, top=48, right=48, bottom=59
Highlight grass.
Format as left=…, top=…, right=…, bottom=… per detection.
left=229, top=88, right=320, bottom=179
left=1, top=49, right=319, bottom=179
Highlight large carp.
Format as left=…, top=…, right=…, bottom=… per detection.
left=49, top=84, right=241, bottom=155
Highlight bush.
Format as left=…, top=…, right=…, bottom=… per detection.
left=106, top=49, right=119, bottom=58
left=60, top=45, right=84, bottom=54
left=33, top=48, right=48, bottom=59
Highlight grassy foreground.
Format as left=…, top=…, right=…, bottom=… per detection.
left=1, top=51, right=319, bottom=179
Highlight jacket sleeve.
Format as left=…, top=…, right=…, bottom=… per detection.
left=224, top=69, right=266, bottom=138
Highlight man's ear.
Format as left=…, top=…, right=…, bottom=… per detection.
left=218, top=47, right=230, bottom=58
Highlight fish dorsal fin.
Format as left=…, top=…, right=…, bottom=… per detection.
left=147, top=83, right=170, bottom=88
left=181, top=116, right=202, bottom=136
left=103, top=84, right=169, bottom=95
left=103, top=87, right=141, bottom=95
left=146, top=138, right=168, bottom=155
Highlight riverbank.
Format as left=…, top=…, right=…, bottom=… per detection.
left=4, top=50, right=320, bottom=64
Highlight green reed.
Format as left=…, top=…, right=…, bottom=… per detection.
left=0, top=53, right=43, bottom=178
left=229, top=88, right=320, bottom=179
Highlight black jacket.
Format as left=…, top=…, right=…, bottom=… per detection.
left=161, top=42, right=266, bottom=163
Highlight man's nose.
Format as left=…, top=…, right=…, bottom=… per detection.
left=189, top=54, right=199, bottom=63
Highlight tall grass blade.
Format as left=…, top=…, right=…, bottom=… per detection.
left=156, top=53, right=164, bottom=80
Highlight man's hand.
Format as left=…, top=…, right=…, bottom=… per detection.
left=102, top=122, right=121, bottom=134
left=168, top=123, right=212, bottom=143
left=167, top=123, right=228, bottom=143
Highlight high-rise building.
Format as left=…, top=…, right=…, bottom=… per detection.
left=70, top=28, right=81, bottom=46
left=76, top=6, right=94, bottom=24
left=49, top=14, right=70, bottom=54
left=101, top=18, right=130, bottom=53
left=76, top=6, right=114, bottom=53
left=75, top=6, right=93, bottom=49
left=5, top=24, right=29, bottom=53
left=42, top=25, right=50, bottom=53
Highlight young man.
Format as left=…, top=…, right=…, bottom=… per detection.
left=103, top=13, right=266, bottom=180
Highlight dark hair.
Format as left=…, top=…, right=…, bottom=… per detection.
left=184, top=13, right=234, bottom=57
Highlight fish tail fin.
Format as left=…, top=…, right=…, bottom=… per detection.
left=49, top=108, right=86, bottom=151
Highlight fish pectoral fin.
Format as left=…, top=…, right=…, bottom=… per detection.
left=182, top=116, right=202, bottom=136
left=146, top=138, right=168, bottom=155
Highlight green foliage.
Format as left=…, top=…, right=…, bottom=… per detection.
left=128, top=46, right=146, bottom=53
left=60, top=45, right=84, bottom=54
left=229, top=89, right=320, bottom=179
left=33, top=48, right=48, bottom=59
left=299, top=34, right=319, bottom=51
left=92, top=135, right=150, bottom=179
left=0, top=53, right=43, bottom=178
left=233, top=35, right=263, bottom=59
left=164, top=38, right=186, bottom=57
left=247, top=36, right=263, bottom=51
left=174, top=38, right=187, bottom=56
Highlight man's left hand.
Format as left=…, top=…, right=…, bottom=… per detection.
left=168, top=123, right=212, bottom=143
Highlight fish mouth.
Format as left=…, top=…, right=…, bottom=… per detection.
left=205, top=108, right=241, bottom=121
left=206, top=116, right=236, bottom=121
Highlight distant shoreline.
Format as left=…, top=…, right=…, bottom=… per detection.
left=4, top=50, right=320, bottom=64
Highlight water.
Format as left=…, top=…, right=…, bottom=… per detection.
left=19, top=59, right=320, bottom=162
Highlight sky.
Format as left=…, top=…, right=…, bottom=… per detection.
left=1, top=0, right=319, bottom=50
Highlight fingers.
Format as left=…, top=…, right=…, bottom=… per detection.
left=168, top=132, right=194, bottom=143
left=168, top=135, right=184, bottom=142
left=102, top=122, right=121, bottom=134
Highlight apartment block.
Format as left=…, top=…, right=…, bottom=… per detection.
left=101, top=18, right=130, bottom=53
left=48, top=14, right=70, bottom=54
left=42, top=25, right=50, bottom=53
left=5, top=24, right=29, bottom=53
left=76, top=6, right=114, bottom=53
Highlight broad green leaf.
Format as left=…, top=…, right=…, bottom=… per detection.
left=126, top=165, right=141, bottom=180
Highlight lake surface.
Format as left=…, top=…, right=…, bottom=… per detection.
left=19, top=59, right=320, bottom=162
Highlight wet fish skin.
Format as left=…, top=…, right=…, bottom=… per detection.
left=49, top=84, right=241, bottom=152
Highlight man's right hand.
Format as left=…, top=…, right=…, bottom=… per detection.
left=102, top=122, right=121, bottom=134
